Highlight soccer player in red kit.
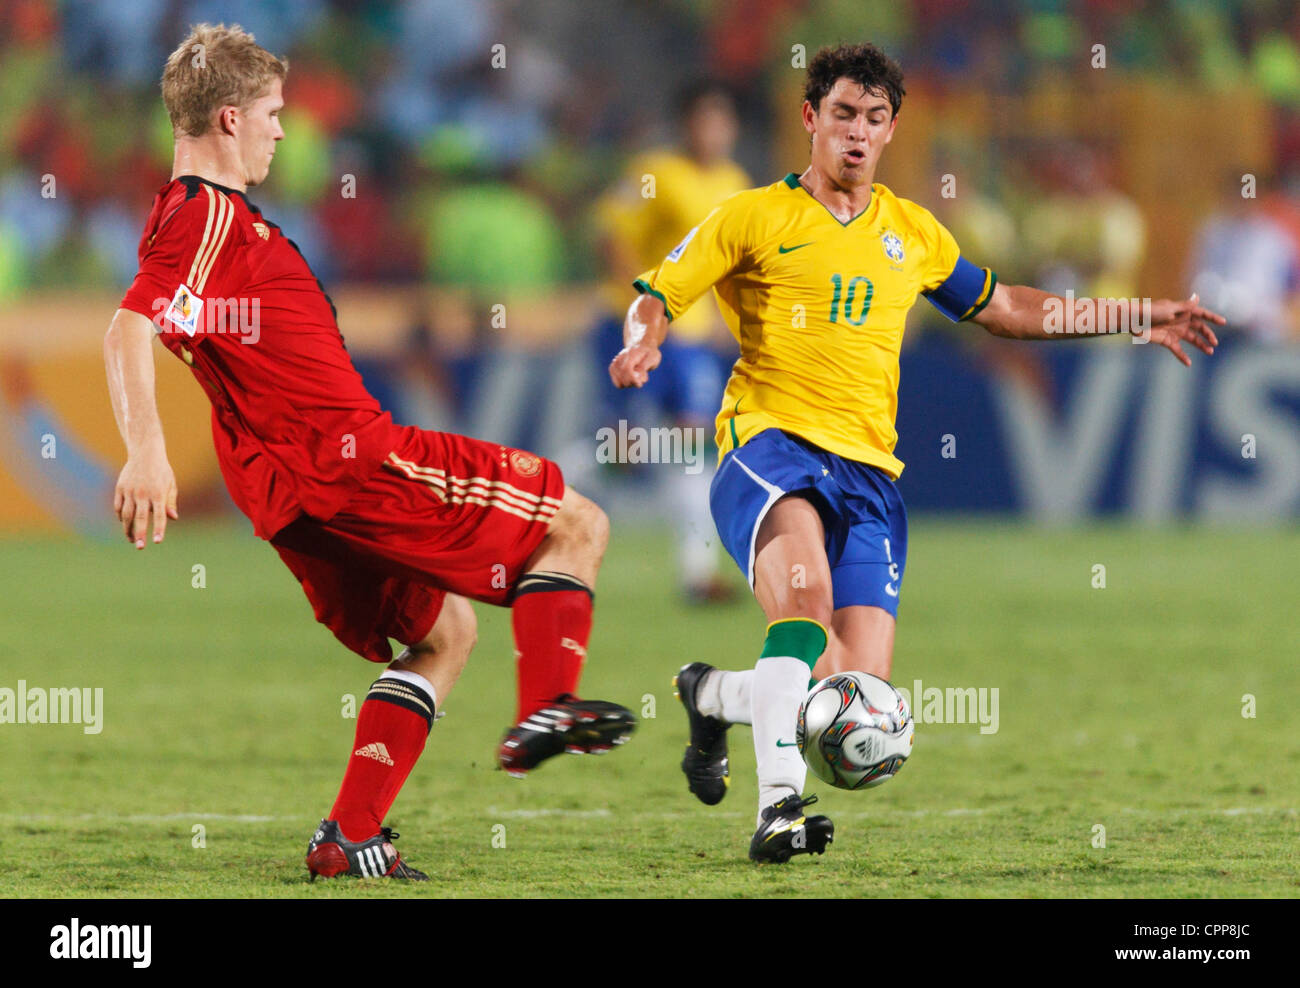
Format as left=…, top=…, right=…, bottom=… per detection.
left=104, top=24, right=635, bottom=881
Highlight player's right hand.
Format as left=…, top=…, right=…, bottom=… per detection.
left=113, top=445, right=179, bottom=549
left=609, top=343, right=662, bottom=389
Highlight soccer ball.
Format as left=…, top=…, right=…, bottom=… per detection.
left=796, top=672, right=913, bottom=790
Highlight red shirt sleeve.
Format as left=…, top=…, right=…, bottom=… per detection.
left=120, top=184, right=241, bottom=332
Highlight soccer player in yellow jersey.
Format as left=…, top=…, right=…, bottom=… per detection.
left=593, top=82, right=749, bottom=602
left=609, top=43, right=1224, bottom=863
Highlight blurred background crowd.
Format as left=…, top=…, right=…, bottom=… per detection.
left=3, top=0, right=1299, bottom=542
left=2, top=0, right=1300, bottom=340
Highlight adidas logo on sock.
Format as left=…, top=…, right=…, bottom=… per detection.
left=354, top=741, right=395, bottom=765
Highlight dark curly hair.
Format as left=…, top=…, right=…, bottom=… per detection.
left=803, top=43, right=905, bottom=118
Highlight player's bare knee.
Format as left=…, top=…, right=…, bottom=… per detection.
left=583, top=497, right=610, bottom=560
left=781, top=595, right=833, bottom=628
left=550, top=488, right=609, bottom=563
left=759, top=580, right=833, bottom=628
left=413, top=595, right=477, bottom=662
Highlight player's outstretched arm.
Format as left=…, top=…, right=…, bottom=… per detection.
left=609, top=292, right=669, bottom=388
left=971, top=282, right=1224, bottom=366
left=104, top=307, right=179, bottom=549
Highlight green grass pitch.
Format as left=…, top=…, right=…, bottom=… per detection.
left=0, top=519, right=1296, bottom=898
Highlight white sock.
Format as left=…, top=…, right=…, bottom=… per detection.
left=673, top=463, right=718, bottom=587
left=696, top=669, right=753, bottom=724
left=380, top=667, right=438, bottom=709
left=751, top=655, right=809, bottom=826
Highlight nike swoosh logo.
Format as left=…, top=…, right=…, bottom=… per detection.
left=776, top=739, right=798, bottom=747
left=778, top=242, right=814, bottom=254
left=764, top=818, right=805, bottom=841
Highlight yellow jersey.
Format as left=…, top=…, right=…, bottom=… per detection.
left=634, top=173, right=995, bottom=476
left=596, top=150, right=749, bottom=341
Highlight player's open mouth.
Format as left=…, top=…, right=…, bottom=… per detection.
left=842, top=148, right=866, bottom=164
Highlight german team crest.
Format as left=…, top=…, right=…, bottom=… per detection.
left=510, top=451, right=541, bottom=477
left=881, top=229, right=905, bottom=263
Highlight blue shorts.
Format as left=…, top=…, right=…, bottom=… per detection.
left=709, top=429, right=908, bottom=616
left=595, top=314, right=727, bottom=424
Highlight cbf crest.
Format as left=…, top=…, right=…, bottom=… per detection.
left=881, top=229, right=905, bottom=264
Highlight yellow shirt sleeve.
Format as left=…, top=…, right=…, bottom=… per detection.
left=633, top=192, right=752, bottom=321
left=906, top=199, right=996, bottom=320
left=911, top=204, right=963, bottom=292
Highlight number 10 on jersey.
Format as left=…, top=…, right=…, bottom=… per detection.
left=829, top=274, right=874, bottom=326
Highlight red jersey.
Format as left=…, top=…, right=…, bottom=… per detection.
left=120, top=175, right=407, bottom=539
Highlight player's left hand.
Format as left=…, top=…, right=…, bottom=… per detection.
left=1143, top=294, right=1225, bottom=366
left=113, top=446, right=179, bottom=550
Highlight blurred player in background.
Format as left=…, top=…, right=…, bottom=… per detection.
left=611, top=42, right=1224, bottom=863
left=104, top=23, right=635, bottom=882
left=593, top=81, right=749, bottom=603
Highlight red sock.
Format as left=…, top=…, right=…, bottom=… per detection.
left=329, top=673, right=436, bottom=842
left=511, top=572, right=593, bottom=722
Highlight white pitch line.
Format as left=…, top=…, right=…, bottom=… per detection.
left=2, top=806, right=1291, bottom=826
left=1120, top=806, right=1297, bottom=818
left=471, top=806, right=1300, bottom=823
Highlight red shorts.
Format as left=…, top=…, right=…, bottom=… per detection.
left=271, top=427, right=565, bottom=663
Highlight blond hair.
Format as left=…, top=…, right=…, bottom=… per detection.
left=161, top=23, right=288, bottom=137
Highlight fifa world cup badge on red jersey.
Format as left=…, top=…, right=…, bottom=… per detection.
left=166, top=283, right=202, bottom=337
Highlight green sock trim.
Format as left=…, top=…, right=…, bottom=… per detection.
left=759, top=618, right=827, bottom=672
